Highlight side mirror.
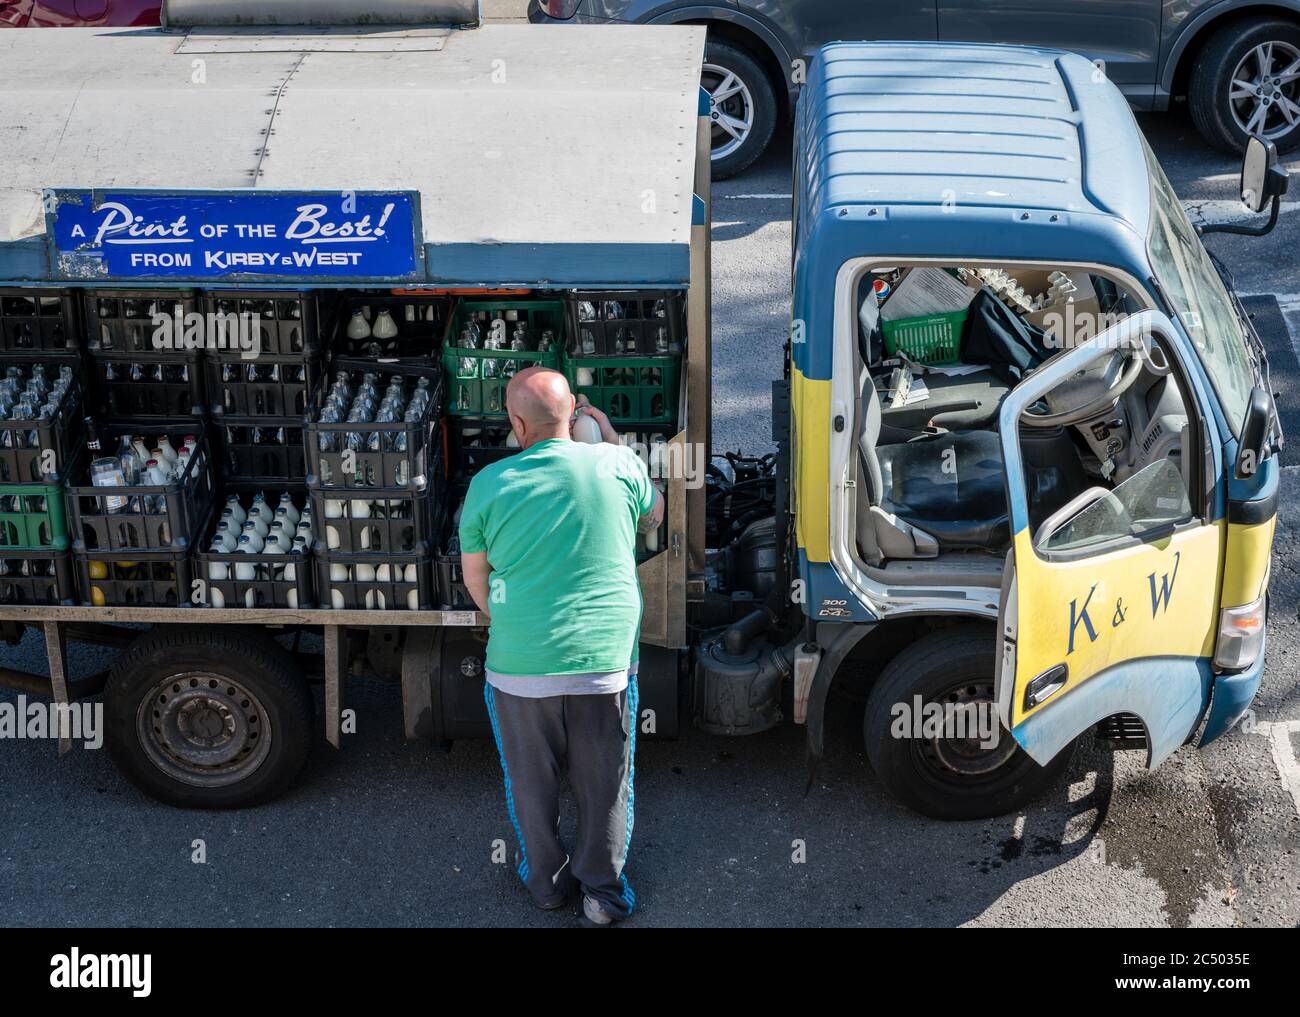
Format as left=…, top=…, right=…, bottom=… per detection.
left=1241, top=136, right=1288, bottom=212
left=1206, top=137, right=1290, bottom=236
left=1235, top=385, right=1273, bottom=479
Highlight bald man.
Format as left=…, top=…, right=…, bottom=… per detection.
left=458, top=366, right=663, bottom=925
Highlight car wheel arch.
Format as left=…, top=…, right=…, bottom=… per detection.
left=646, top=5, right=798, bottom=111
left=1161, top=1, right=1300, bottom=97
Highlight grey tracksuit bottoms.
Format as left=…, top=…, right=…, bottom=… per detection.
left=484, top=679, right=638, bottom=919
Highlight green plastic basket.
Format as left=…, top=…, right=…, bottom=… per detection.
left=0, top=482, right=69, bottom=551
left=563, top=355, right=680, bottom=427
left=881, top=309, right=967, bottom=366
left=444, top=300, right=563, bottom=416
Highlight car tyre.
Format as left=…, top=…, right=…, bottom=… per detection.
left=1189, top=19, right=1300, bottom=154
left=703, top=39, right=778, bottom=179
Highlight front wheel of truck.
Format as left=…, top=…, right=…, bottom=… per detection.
left=863, top=626, right=1074, bottom=820
left=105, top=628, right=314, bottom=808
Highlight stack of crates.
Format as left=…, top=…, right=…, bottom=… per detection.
left=563, top=291, right=683, bottom=428
left=565, top=291, right=682, bottom=564
left=197, top=291, right=331, bottom=610
left=305, top=359, right=444, bottom=611
left=67, top=423, right=215, bottom=607
left=0, top=288, right=83, bottom=604
left=206, top=291, right=324, bottom=485
left=84, top=290, right=206, bottom=418
left=436, top=297, right=563, bottom=608
left=195, top=486, right=315, bottom=609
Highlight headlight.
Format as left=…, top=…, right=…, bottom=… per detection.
left=539, top=0, right=581, bottom=17
left=1213, top=596, right=1266, bottom=671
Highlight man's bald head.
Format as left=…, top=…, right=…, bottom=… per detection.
left=506, top=367, right=574, bottom=444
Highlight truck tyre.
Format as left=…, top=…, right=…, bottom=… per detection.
left=863, top=625, right=1073, bottom=820
left=104, top=628, right=314, bottom=808
left=1189, top=19, right=1300, bottom=154
left=703, top=39, right=778, bottom=179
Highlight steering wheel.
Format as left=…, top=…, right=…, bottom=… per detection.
left=1020, top=334, right=1167, bottom=429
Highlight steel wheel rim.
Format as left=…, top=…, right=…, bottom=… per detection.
left=1229, top=40, right=1300, bottom=140
left=914, top=680, right=1019, bottom=781
left=702, top=62, right=754, bottom=160
left=136, top=671, right=272, bottom=788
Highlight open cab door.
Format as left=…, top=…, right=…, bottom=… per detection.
left=995, top=311, right=1224, bottom=769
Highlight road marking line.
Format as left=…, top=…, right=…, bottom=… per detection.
left=1253, top=721, right=1300, bottom=819
left=718, top=193, right=793, bottom=200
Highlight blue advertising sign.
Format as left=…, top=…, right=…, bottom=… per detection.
left=46, top=189, right=422, bottom=281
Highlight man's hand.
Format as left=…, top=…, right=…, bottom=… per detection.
left=574, top=395, right=620, bottom=445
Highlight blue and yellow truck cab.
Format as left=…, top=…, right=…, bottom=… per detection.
left=773, top=42, right=1285, bottom=818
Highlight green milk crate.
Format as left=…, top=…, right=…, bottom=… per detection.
left=0, top=481, right=69, bottom=551
left=443, top=300, right=563, bottom=417
left=563, top=355, right=680, bottom=427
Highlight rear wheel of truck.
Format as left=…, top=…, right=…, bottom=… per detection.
left=1189, top=19, right=1300, bottom=154
left=104, top=628, right=314, bottom=808
left=863, top=625, right=1074, bottom=820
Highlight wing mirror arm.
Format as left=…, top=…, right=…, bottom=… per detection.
left=1201, top=135, right=1290, bottom=238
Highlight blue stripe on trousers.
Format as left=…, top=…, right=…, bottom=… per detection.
left=619, top=674, right=639, bottom=914
left=483, top=683, right=529, bottom=884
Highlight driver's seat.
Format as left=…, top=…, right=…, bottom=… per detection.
left=857, top=370, right=1010, bottom=561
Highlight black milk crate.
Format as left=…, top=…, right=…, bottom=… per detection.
left=434, top=550, right=472, bottom=610
left=0, top=365, right=83, bottom=483
left=90, top=351, right=206, bottom=419
left=197, top=487, right=314, bottom=609
left=567, top=290, right=685, bottom=357
left=448, top=418, right=518, bottom=482
left=310, top=485, right=442, bottom=555
left=67, top=426, right=215, bottom=551
left=84, top=289, right=199, bottom=353
left=215, top=418, right=307, bottom=484
left=331, top=291, right=452, bottom=364
left=0, top=289, right=80, bottom=354
left=75, top=547, right=194, bottom=608
left=206, top=355, right=320, bottom=418
left=315, top=549, right=434, bottom=610
left=203, top=290, right=329, bottom=357
left=305, top=360, right=442, bottom=491
left=0, top=549, right=75, bottom=605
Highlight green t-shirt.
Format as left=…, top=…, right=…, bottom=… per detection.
left=458, top=437, right=655, bottom=676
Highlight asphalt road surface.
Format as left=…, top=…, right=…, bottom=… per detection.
left=3, top=107, right=1299, bottom=928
